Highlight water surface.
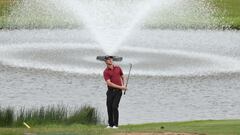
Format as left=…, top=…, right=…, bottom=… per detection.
left=0, top=29, right=240, bottom=124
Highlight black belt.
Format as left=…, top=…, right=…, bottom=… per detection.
left=108, top=88, right=121, bottom=91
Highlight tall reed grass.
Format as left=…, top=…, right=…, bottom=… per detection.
left=0, top=107, right=14, bottom=127
left=0, top=105, right=101, bottom=127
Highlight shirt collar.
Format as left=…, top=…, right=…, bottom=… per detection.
left=107, top=65, right=116, bottom=70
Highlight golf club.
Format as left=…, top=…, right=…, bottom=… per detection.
left=124, top=63, right=133, bottom=95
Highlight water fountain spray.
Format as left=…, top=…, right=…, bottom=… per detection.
left=55, top=0, right=177, bottom=55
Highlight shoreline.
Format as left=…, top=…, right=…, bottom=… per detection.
left=0, top=26, right=239, bottom=31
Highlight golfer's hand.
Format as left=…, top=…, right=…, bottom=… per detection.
left=121, top=86, right=127, bottom=90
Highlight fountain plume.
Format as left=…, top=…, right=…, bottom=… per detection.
left=52, top=0, right=178, bottom=54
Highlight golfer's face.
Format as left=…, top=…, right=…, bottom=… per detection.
left=105, top=58, right=113, bottom=65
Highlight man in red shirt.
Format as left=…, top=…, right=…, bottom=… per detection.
left=103, top=56, right=127, bottom=129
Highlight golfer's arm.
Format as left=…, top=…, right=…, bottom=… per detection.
left=106, top=80, right=123, bottom=89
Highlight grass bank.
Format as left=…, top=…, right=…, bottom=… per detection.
left=0, top=0, right=15, bottom=29
left=211, top=0, right=240, bottom=29
left=0, top=120, right=240, bottom=135
left=145, top=0, right=240, bottom=29
left=0, top=0, right=240, bottom=29
left=0, top=0, right=14, bottom=16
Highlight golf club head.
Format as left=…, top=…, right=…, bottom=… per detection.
left=96, top=56, right=123, bottom=62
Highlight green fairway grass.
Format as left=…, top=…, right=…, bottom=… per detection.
left=0, top=120, right=240, bottom=135
left=119, top=120, right=240, bottom=135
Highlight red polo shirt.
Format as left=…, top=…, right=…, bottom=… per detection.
left=103, top=65, right=123, bottom=86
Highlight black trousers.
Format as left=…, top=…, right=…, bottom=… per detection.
left=106, top=89, right=122, bottom=127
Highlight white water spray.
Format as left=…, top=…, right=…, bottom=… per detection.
left=54, top=0, right=178, bottom=55
left=8, top=0, right=219, bottom=55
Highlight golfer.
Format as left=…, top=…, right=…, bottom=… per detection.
left=103, top=56, right=127, bottom=129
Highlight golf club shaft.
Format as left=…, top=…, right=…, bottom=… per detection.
left=124, top=63, right=132, bottom=95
